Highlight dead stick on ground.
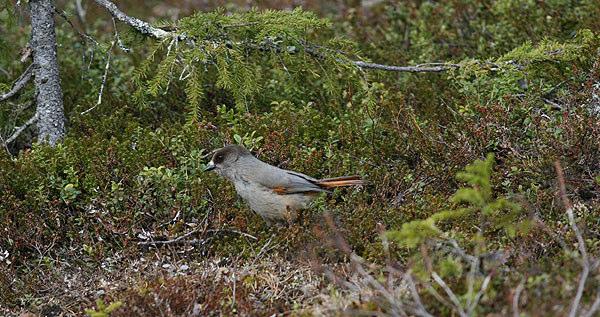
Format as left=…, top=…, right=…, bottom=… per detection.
left=138, top=228, right=257, bottom=246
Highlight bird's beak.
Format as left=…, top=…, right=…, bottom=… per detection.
left=203, top=160, right=216, bottom=172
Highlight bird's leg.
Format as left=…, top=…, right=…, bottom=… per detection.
left=285, top=205, right=296, bottom=226
left=297, top=207, right=305, bottom=226
left=261, top=215, right=274, bottom=227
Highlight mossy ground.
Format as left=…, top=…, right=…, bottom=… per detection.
left=1, top=1, right=600, bottom=316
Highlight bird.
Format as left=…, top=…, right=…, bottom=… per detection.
left=204, top=145, right=364, bottom=225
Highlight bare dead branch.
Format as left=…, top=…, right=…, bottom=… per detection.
left=541, top=97, right=564, bottom=110
left=0, top=64, right=33, bottom=102
left=2, top=113, right=38, bottom=146
left=404, top=272, right=435, bottom=317
left=353, top=61, right=459, bottom=72
left=583, top=291, right=600, bottom=317
left=75, top=0, right=86, bottom=25
left=111, top=17, right=131, bottom=53
left=350, top=254, right=408, bottom=317
left=81, top=16, right=128, bottom=116
left=92, top=0, right=170, bottom=39
left=208, top=229, right=258, bottom=240
left=512, top=281, right=524, bottom=317
left=432, top=272, right=467, bottom=317
left=54, top=8, right=98, bottom=46
left=555, top=161, right=591, bottom=317
left=467, top=274, right=492, bottom=316
left=137, top=225, right=202, bottom=246
left=81, top=39, right=114, bottom=115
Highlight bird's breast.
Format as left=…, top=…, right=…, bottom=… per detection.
left=231, top=178, right=314, bottom=221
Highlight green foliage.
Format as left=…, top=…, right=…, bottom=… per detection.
left=85, top=299, right=123, bottom=317
left=387, top=154, right=524, bottom=247
left=439, top=256, right=463, bottom=278
left=133, top=8, right=361, bottom=114
left=451, top=30, right=598, bottom=110
left=386, top=219, right=441, bottom=248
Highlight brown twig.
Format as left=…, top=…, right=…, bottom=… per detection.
left=54, top=8, right=98, bottom=46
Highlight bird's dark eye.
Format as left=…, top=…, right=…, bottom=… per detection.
left=214, top=154, right=225, bottom=164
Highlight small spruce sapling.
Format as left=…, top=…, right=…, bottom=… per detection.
left=85, top=299, right=123, bottom=317
left=387, top=153, right=526, bottom=248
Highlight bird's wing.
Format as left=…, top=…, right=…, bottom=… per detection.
left=254, top=166, right=329, bottom=195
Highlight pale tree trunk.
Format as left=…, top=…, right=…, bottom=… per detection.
left=29, top=0, right=65, bottom=145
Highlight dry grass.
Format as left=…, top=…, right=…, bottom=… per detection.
left=1, top=249, right=326, bottom=316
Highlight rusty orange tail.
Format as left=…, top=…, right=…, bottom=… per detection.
left=316, top=175, right=365, bottom=189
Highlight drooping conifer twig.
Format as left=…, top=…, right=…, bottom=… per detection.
left=91, top=0, right=459, bottom=73
left=0, top=64, right=33, bottom=102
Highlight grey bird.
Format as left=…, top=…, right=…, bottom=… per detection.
left=204, top=145, right=364, bottom=225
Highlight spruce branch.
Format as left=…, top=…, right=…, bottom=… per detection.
left=91, top=0, right=458, bottom=73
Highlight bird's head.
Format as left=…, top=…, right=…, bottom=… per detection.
left=203, top=144, right=251, bottom=175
